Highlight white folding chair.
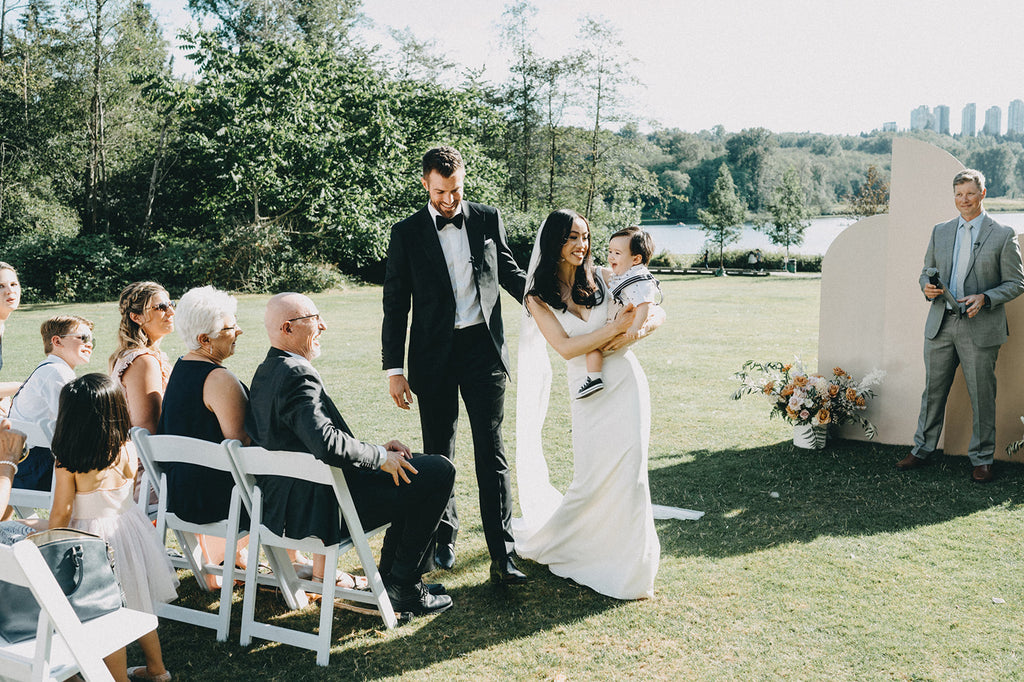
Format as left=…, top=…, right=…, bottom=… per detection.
left=131, top=427, right=248, bottom=642
left=0, top=539, right=158, bottom=681
left=6, top=418, right=57, bottom=519
left=225, top=440, right=397, bottom=666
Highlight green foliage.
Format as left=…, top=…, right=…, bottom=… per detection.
left=3, top=232, right=133, bottom=302
left=697, top=164, right=747, bottom=269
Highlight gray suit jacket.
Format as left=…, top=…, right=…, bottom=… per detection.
left=919, top=214, right=1024, bottom=346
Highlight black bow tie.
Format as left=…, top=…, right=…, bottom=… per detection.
left=436, top=213, right=464, bottom=230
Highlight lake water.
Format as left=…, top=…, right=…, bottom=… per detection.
left=646, top=212, right=1024, bottom=257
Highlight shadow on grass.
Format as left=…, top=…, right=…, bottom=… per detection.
left=155, top=550, right=620, bottom=680
left=651, top=439, right=1024, bottom=558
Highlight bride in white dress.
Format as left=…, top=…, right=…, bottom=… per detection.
left=513, top=209, right=700, bottom=600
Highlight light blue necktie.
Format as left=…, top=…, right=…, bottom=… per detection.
left=953, top=223, right=973, bottom=300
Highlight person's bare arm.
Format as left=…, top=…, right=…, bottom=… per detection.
left=205, top=368, right=251, bottom=445
left=120, top=354, right=164, bottom=433
left=48, top=466, right=77, bottom=528
left=527, top=295, right=636, bottom=360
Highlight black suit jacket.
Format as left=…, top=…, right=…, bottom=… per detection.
left=245, top=347, right=381, bottom=544
left=381, top=202, right=527, bottom=393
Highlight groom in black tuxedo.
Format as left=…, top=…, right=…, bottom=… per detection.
left=382, top=146, right=528, bottom=585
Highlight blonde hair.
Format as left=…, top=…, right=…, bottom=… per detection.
left=41, top=315, right=93, bottom=354
left=108, top=281, right=166, bottom=371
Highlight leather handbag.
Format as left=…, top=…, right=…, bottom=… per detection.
left=0, top=528, right=125, bottom=643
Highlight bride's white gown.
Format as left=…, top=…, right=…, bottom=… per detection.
left=513, top=280, right=661, bottom=600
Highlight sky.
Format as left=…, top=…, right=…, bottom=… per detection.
left=149, top=0, right=1024, bottom=136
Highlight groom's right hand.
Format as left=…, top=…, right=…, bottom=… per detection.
left=389, top=374, right=414, bottom=410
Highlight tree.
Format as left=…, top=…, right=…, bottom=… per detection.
left=725, top=127, right=775, bottom=211
left=574, top=15, right=638, bottom=220
left=847, top=164, right=889, bottom=218
left=697, top=163, right=746, bottom=272
left=759, top=167, right=809, bottom=261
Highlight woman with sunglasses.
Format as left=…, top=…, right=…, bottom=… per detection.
left=3, top=315, right=94, bottom=503
left=110, top=282, right=175, bottom=435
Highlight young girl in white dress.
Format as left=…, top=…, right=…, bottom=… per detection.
left=49, top=373, right=178, bottom=682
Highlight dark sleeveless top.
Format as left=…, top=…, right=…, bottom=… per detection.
left=157, top=358, right=249, bottom=524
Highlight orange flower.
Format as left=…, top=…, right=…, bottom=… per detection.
left=828, top=384, right=840, bottom=397
left=816, top=408, right=831, bottom=424
left=781, top=385, right=795, bottom=397
left=786, top=406, right=798, bottom=420
left=763, top=381, right=775, bottom=394
left=794, top=375, right=809, bottom=387
left=856, top=396, right=866, bottom=407
left=833, top=367, right=846, bottom=377
left=846, top=388, right=857, bottom=401
left=782, top=364, right=792, bottom=372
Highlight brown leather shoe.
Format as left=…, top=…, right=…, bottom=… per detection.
left=896, top=453, right=926, bottom=470
left=972, top=464, right=994, bottom=483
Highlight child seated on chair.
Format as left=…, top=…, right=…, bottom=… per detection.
left=577, top=227, right=662, bottom=399
left=4, top=315, right=93, bottom=502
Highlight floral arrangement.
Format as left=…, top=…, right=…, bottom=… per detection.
left=732, top=358, right=885, bottom=439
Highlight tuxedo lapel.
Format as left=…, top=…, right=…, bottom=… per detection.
left=415, top=208, right=449, bottom=283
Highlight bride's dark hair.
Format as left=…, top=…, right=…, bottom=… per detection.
left=527, top=209, right=603, bottom=312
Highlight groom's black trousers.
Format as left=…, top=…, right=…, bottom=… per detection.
left=416, top=323, right=515, bottom=563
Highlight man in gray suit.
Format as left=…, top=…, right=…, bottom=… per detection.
left=898, top=169, right=1024, bottom=482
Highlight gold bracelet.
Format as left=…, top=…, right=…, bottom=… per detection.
left=17, top=442, right=29, bottom=464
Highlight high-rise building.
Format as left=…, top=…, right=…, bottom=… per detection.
left=910, top=105, right=933, bottom=131
left=962, top=103, right=976, bottom=136
left=1008, top=99, right=1024, bottom=134
left=984, top=105, right=1001, bottom=135
left=934, top=105, right=950, bottom=135
left=882, top=121, right=897, bottom=132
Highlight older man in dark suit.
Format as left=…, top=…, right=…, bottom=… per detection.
left=898, top=169, right=1024, bottom=482
left=246, top=292, right=454, bottom=615
left=382, top=146, right=528, bottom=584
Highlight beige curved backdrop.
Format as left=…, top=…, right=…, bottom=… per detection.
left=818, top=137, right=1024, bottom=459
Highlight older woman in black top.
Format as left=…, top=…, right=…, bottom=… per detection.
left=157, top=286, right=251, bottom=586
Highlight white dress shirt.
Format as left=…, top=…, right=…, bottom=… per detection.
left=8, top=355, right=75, bottom=447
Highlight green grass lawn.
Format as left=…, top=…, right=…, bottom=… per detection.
left=5, top=276, right=1024, bottom=680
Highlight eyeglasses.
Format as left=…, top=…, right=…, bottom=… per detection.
left=60, top=333, right=93, bottom=344
left=286, top=313, right=321, bottom=324
left=149, top=301, right=175, bottom=313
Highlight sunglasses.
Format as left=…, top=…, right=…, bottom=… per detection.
left=60, top=333, right=93, bottom=344
left=149, top=301, right=176, bottom=313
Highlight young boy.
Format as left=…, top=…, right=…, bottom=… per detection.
left=577, top=227, right=662, bottom=399
left=7, top=315, right=93, bottom=493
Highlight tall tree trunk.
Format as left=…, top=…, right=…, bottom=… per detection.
left=585, top=68, right=603, bottom=220
left=86, top=0, right=107, bottom=234
left=139, top=115, right=169, bottom=245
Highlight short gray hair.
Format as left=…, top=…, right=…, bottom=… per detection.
left=954, top=168, right=986, bottom=192
left=175, top=286, right=237, bottom=351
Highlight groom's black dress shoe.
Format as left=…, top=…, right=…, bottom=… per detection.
left=385, top=579, right=453, bottom=616
left=434, top=543, right=455, bottom=570
left=490, top=556, right=528, bottom=586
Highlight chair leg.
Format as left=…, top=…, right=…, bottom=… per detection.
left=315, top=546, right=340, bottom=666
left=239, top=495, right=263, bottom=647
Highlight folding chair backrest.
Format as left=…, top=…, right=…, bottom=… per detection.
left=225, top=442, right=355, bottom=525
left=6, top=418, right=57, bottom=519
left=0, top=540, right=154, bottom=681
